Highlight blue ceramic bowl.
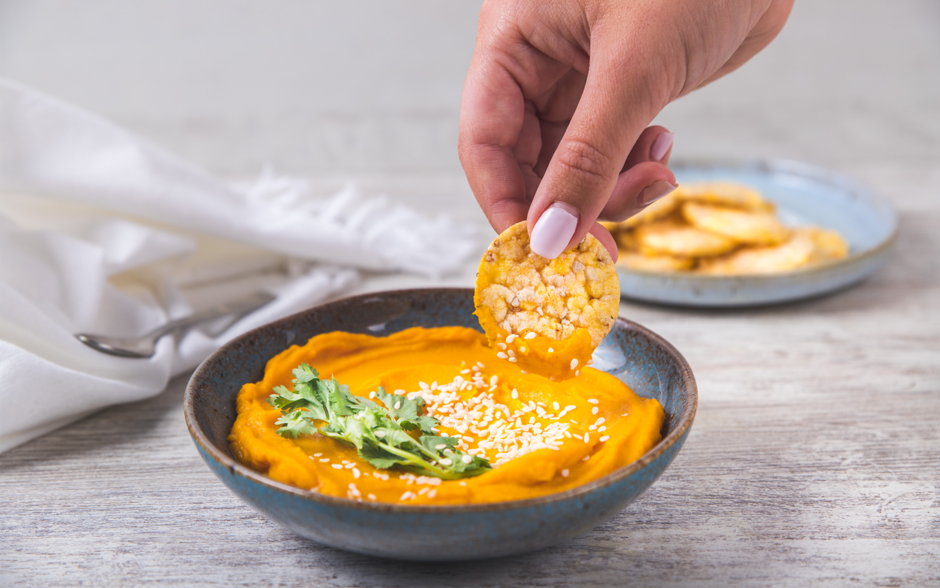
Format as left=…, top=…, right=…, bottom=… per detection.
left=184, top=288, right=697, bottom=560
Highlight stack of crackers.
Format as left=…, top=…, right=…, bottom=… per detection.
left=605, top=182, right=849, bottom=275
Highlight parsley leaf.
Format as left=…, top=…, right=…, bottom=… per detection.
left=267, top=364, right=492, bottom=480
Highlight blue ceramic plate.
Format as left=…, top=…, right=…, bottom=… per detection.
left=618, top=159, right=899, bottom=307
left=184, top=288, right=697, bottom=560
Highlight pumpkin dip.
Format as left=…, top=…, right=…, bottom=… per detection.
left=229, top=325, right=664, bottom=505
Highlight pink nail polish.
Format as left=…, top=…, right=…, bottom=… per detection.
left=650, top=132, right=675, bottom=162
left=640, top=181, right=678, bottom=206
left=530, top=203, right=579, bottom=259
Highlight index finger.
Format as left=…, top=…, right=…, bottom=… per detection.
left=457, top=50, right=531, bottom=233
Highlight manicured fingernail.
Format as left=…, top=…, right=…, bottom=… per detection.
left=530, top=203, right=579, bottom=259
left=640, top=181, right=678, bottom=206
left=650, top=132, right=675, bottom=162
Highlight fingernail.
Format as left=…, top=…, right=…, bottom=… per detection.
left=640, top=181, right=678, bottom=206
left=650, top=132, right=675, bottom=162
left=530, top=203, right=579, bottom=259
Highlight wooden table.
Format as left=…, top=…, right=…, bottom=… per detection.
left=2, top=1, right=939, bottom=585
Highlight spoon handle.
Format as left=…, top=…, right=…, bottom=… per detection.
left=142, top=291, right=277, bottom=340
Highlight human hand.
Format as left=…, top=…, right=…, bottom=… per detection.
left=458, top=0, right=793, bottom=258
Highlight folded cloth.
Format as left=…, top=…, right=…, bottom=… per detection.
left=0, top=79, right=478, bottom=453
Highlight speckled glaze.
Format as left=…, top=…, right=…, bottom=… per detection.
left=184, top=288, right=697, bottom=561
left=619, top=159, right=899, bottom=307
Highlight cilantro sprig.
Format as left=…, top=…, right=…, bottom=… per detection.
left=268, top=364, right=491, bottom=480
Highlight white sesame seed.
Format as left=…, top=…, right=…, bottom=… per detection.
left=622, top=413, right=630, bottom=417
left=369, top=391, right=376, bottom=399
left=520, top=370, right=527, bottom=374
left=332, top=464, right=343, bottom=469
left=553, top=402, right=560, bottom=411
left=368, top=494, right=377, bottom=500
left=314, top=453, right=322, bottom=457
left=575, top=370, right=580, bottom=376
left=596, top=418, right=606, bottom=426
left=511, top=389, right=518, bottom=399
left=462, top=455, right=472, bottom=464
left=419, top=382, right=429, bottom=390
left=598, top=426, right=607, bottom=432
left=461, top=368, right=470, bottom=374
left=570, top=359, right=579, bottom=370
left=497, top=343, right=506, bottom=350
left=592, top=407, right=599, bottom=415
left=588, top=399, right=599, bottom=404
left=460, top=481, right=467, bottom=486
left=345, top=463, right=355, bottom=469
left=506, top=334, right=517, bottom=343
left=418, top=487, right=429, bottom=496
left=582, top=455, right=590, bottom=462
left=435, top=444, right=447, bottom=450
left=599, top=436, right=610, bottom=442
left=584, top=433, right=590, bottom=444
left=490, top=375, right=498, bottom=386
left=319, top=458, right=330, bottom=463
left=375, top=430, right=386, bottom=438
left=523, top=332, right=536, bottom=340
left=589, top=425, right=597, bottom=431
left=561, top=469, right=570, bottom=478
left=497, top=352, right=508, bottom=359
left=439, top=458, right=453, bottom=466
left=477, top=362, right=486, bottom=368
left=508, top=357, right=517, bottom=363
left=353, top=468, right=361, bottom=479
left=547, top=347, right=554, bottom=353
left=428, top=489, right=437, bottom=499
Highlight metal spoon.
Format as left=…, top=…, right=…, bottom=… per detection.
left=75, top=291, right=276, bottom=358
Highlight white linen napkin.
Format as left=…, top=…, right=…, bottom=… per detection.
left=0, top=79, right=478, bottom=453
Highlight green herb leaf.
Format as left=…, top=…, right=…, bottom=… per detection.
left=267, top=364, right=492, bottom=480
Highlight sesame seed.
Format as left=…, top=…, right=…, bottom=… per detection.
left=506, top=334, right=517, bottom=343
left=497, top=352, right=508, bottom=359
left=394, top=401, right=401, bottom=409
left=490, top=375, right=498, bottom=386
left=375, top=430, right=386, bottom=438
left=582, top=455, right=590, bottom=462
left=599, top=436, right=610, bottom=442
left=332, top=464, right=343, bottom=469
left=368, top=494, right=377, bottom=500
left=345, top=463, right=355, bottom=469
left=622, top=413, right=630, bottom=417
left=508, top=357, right=517, bottom=363
left=584, top=433, right=590, bottom=444
left=575, top=370, right=580, bottom=376
left=461, top=368, right=470, bottom=374
left=598, top=426, right=607, bottom=432
left=428, top=489, right=437, bottom=499
left=418, top=487, right=429, bottom=496
left=547, top=347, right=554, bottom=353
left=524, top=332, right=536, bottom=340
left=589, top=425, right=597, bottom=431
left=588, top=399, right=599, bottom=404
left=319, top=458, right=330, bottom=463
left=435, top=444, right=447, bottom=450
left=520, top=370, right=527, bottom=374
left=440, top=458, right=453, bottom=466
left=497, top=343, right=506, bottom=350
left=592, top=407, right=599, bottom=415
left=460, top=481, right=467, bottom=487
left=553, top=402, right=560, bottom=411
left=561, top=469, right=570, bottom=478
left=596, top=418, right=606, bottom=426
left=369, top=391, right=376, bottom=399
left=511, top=389, right=518, bottom=399
left=477, top=362, right=486, bottom=369
left=314, top=453, right=322, bottom=457
left=462, top=455, right=472, bottom=464
left=353, top=468, right=361, bottom=479
left=570, top=359, right=579, bottom=370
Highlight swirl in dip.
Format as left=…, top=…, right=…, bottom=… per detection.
left=229, top=326, right=664, bottom=504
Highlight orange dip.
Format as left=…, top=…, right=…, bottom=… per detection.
left=229, top=326, right=664, bottom=505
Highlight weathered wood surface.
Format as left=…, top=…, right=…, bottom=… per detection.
left=1, top=163, right=938, bottom=587
left=2, top=1, right=939, bottom=585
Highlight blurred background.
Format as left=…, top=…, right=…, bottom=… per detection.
left=1, top=0, right=937, bottom=221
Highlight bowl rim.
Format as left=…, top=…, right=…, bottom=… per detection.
left=184, top=287, right=698, bottom=513
left=616, top=157, right=900, bottom=282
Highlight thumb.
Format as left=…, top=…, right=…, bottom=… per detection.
left=526, top=50, right=668, bottom=259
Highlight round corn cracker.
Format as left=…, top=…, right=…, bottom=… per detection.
left=617, top=251, right=695, bottom=272
left=675, top=182, right=775, bottom=213
left=636, top=220, right=738, bottom=258
left=681, top=201, right=791, bottom=246
left=474, top=221, right=620, bottom=379
left=697, top=231, right=815, bottom=275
